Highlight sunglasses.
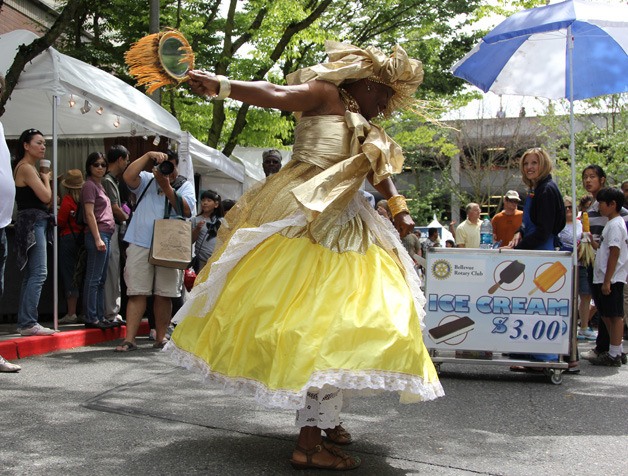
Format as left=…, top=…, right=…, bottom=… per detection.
left=92, top=162, right=107, bottom=168
left=565, top=205, right=572, bottom=210
left=263, top=159, right=280, bottom=165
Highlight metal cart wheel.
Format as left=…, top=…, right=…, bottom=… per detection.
left=549, top=370, right=563, bottom=385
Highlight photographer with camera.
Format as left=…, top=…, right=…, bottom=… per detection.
left=115, top=150, right=196, bottom=352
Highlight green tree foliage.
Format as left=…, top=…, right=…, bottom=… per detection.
left=544, top=95, right=628, bottom=198
left=42, top=0, right=486, bottom=155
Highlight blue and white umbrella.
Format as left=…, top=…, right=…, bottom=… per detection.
left=451, top=0, right=628, bottom=101
left=451, top=0, right=628, bottom=271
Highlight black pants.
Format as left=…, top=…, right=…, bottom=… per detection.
left=587, top=265, right=610, bottom=352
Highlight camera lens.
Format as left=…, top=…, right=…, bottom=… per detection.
left=158, top=160, right=175, bottom=175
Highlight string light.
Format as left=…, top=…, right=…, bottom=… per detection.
left=113, top=116, right=120, bottom=128
left=69, top=95, right=76, bottom=108
left=80, top=100, right=91, bottom=114
left=96, top=106, right=104, bottom=115
left=130, top=124, right=137, bottom=136
left=152, top=134, right=161, bottom=146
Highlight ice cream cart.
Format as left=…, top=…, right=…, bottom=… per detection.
left=424, top=248, right=573, bottom=384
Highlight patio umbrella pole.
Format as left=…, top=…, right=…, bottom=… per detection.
left=567, top=26, right=579, bottom=365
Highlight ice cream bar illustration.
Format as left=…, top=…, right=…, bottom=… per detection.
left=528, top=261, right=567, bottom=295
left=488, top=260, right=525, bottom=294
left=428, top=316, right=475, bottom=344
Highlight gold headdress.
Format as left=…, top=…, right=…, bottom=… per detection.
left=125, top=30, right=195, bottom=94
left=287, top=41, right=423, bottom=115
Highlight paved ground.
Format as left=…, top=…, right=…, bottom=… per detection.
left=1, top=336, right=626, bottom=476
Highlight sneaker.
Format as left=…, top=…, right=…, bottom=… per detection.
left=581, top=349, right=601, bottom=361
left=588, top=352, right=622, bottom=367
left=576, top=330, right=586, bottom=341
left=148, top=329, right=156, bottom=341
left=58, top=314, right=78, bottom=324
left=19, top=324, right=58, bottom=336
left=581, top=328, right=597, bottom=341
left=0, top=356, right=21, bottom=373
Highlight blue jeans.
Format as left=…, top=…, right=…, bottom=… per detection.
left=59, top=233, right=80, bottom=299
left=17, top=218, right=48, bottom=329
left=83, top=231, right=111, bottom=324
left=0, top=227, right=7, bottom=299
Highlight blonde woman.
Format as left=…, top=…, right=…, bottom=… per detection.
left=507, top=147, right=565, bottom=250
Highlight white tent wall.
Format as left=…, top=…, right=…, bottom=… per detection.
left=180, top=133, right=245, bottom=203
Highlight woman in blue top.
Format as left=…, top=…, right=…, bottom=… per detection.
left=507, top=147, right=565, bottom=365
left=508, top=147, right=565, bottom=250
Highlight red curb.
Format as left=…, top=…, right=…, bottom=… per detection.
left=0, top=341, right=18, bottom=360
left=1, top=321, right=150, bottom=359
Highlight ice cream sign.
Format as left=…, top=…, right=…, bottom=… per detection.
left=424, top=250, right=572, bottom=354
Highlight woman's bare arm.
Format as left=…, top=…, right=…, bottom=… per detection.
left=187, top=71, right=342, bottom=116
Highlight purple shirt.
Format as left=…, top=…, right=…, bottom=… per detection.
left=81, top=178, right=115, bottom=234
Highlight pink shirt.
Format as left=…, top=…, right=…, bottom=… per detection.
left=81, top=178, right=115, bottom=235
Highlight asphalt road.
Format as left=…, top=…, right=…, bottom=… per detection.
left=1, top=338, right=626, bottom=475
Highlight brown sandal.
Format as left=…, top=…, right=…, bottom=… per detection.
left=324, top=424, right=352, bottom=445
left=289, top=441, right=361, bottom=471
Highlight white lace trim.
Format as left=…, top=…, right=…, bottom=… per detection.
left=165, top=340, right=445, bottom=411
left=295, top=386, right=343, bottom=429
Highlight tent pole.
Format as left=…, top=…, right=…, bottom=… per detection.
left=52, top=96, right=59, bottom=330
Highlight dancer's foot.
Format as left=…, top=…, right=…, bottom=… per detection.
left=290, top=441, right=360, bottom=470
left=324, top=424, right=352, bottom=445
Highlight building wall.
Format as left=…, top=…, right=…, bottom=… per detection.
left=0, top=0, right=56, bottom=35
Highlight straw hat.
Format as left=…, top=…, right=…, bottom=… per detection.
left=61, top=169, right=84, bottom=189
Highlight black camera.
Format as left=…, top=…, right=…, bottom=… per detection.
left=156, top=160, right=174, bottom=175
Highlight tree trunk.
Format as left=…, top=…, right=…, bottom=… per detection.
left=0, top=0, right=85, bottom=117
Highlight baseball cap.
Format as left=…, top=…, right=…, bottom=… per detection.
left=504, top=190, right=521, bottom=201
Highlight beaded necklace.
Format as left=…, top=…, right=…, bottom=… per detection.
left=338, top=87, right=361, bottom=114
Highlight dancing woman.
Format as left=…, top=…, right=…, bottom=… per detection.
left=167, top=42, right=443, bottom=470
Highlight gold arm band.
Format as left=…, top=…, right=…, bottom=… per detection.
left=215, top=75, right=231, bottom=100
left=388, top=195, right=409, bottom=218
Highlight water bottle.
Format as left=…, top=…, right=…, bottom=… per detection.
left=480, top=215, right=493, bottom=249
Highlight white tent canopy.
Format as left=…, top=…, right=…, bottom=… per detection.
left=0, top=29, right=244, bottom=194
left=0, top=29, right=181, bottom=139
left=426, top=215, right=455, bottom=246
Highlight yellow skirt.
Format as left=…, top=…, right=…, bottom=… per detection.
left=168, top=232, right=442, bottom=410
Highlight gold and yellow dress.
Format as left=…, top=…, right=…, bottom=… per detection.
left=167, top=111, right=443, bottom=410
